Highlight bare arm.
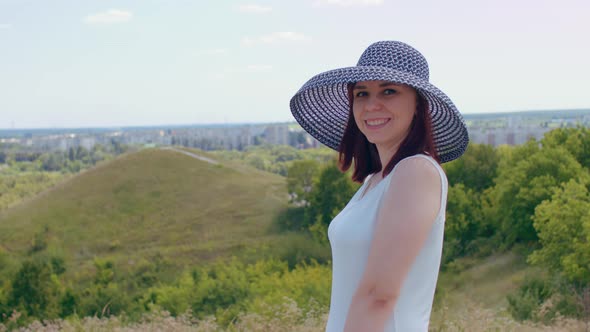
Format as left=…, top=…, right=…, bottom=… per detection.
left=343, top=157, right=442, bottom=332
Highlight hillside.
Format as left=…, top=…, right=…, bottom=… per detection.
left=0, top=147, right=290, bottom=278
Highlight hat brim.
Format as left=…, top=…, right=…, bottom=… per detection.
left=290, top=65, right=469, bottom=163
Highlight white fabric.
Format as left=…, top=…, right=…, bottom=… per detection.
left=325, top=154, right=448, bottom=332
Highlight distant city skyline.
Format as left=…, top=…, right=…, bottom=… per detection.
left=1, top=0, right=589, bottom=129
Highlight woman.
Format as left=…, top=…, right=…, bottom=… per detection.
left=290, top=41, right=469, bottom=331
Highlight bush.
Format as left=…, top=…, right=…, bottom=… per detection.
left=507, top=275, right=553, bottom=321
left=273, top=206, right=306, bottom=232
left=7, top=258, right=62, bottom=321
left=270, top=234, right=331, bottom=270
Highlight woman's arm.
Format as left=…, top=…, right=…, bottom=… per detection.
left=343, top=157, right=442, bottom=332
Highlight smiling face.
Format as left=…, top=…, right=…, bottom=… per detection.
left=352, top=80, right=417, bottom=153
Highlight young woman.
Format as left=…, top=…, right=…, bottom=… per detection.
left=290, top=41, right=469, bottom=331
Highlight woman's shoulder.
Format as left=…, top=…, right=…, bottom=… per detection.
left=396, top=153, right=442, bottom=172
left=390, top=153, right=447, bottom=186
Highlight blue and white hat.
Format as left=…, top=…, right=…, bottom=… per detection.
left=289, top=40, right=469, bottom=163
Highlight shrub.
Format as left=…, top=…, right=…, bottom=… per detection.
left=507, top=275, right=553, bottom=321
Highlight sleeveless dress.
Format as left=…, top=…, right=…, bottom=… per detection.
left=325, top=154, right=448, bottom=332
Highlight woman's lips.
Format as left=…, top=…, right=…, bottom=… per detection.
left=365, top=118, right=390, bottom=129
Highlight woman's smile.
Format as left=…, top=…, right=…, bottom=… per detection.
left=365, top=118, right=391, bottom=129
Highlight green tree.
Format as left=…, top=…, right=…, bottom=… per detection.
left=287, top=159, right=320, bottom=206
left=93, top=259, right=115, bottom=286
left=78, top=259, right=129, bottom=317
left=305, top=162, right=357, bottom=243
left=444, top=183, right=484, bottom=262
left=59, top=288, right=78, bottom=317
left=443, top=143, right=499, bottom=192
left=8, top=259, right=61, bottom=319
left=542, top=127, right=590, bottom=168
left=39, top=153, right=65, bottom=171
left=484, top=143, right=590, bottom=247
left=529, top=179, right=590, bottom=285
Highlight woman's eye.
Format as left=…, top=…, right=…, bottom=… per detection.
left=355, top=91, right=368, bottom=98
left=383, top=89, right=397, bottom=95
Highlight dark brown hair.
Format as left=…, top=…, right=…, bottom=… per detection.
left=338, top=83, right=439, bottom=183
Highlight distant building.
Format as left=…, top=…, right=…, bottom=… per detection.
left=263, top=125, right=289, bottom=145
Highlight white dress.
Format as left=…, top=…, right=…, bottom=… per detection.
left=325, top=154, right=448, bottom=332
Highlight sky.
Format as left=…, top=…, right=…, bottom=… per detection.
left=0, top=0, right=589, bottom=129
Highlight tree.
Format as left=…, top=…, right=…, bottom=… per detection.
left=39, top=153, right=65, bottom=171
left=529, top=179, right=590, bottom=285
left=8, top=259, right=60, bottom=319
left=443, top=143, right=499, bottom=192
left=78, top=259, right=129, bottom=317
left=529, top=179, right=590, bottom=322
left=68, top=147, right=75, bottom=161
left=305, top=162, right=357, bottom=243
left=542, top=127, right=590, bottom=168
left=287, top=159, right=320, bottom=206
left=484, top=143, right=590, bottom=247
left=444, top=183, right=484, bottom=261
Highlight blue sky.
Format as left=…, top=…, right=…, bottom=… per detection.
left=0, top=0, right=588, bottom=129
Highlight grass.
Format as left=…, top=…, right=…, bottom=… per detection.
left=0, top=147, right=293, bottom=280
left=430, top=253, right=586, bottom=331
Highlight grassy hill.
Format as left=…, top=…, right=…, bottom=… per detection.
left=0, top=147, right=295, bottom=279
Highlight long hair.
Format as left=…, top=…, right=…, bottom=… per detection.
left=338, top=83, right=439, bottom=183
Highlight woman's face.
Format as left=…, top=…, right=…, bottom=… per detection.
left=352, top=80, right=417, bottom=150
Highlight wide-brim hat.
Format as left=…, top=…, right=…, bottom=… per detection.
left=289, top=40, right=469, bottom=163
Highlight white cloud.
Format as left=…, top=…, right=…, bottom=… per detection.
left=194, top=48, right=229, bottom=56
left=0, top=23, right=12, bottom=29
left=313, top=0, right=384, bottom=6
left=241, top=32, right=310, bottom=46
left=84, top=9, right=133, bottom=25
left=237, top=4, right=272, bottom=14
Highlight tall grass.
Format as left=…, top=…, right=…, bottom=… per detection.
left=2, top=302, right=585, bottom=332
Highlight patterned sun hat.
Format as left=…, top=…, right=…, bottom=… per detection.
left=290, top=40, right=469, bottom=163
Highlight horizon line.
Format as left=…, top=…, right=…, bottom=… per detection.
left=2, top=108, right=590, bottom=131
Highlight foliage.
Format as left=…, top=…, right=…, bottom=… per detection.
left=541, top=126, right=590, bottom=168
left=264, top=233, right=331, bottom=269
left=507, top=275, right=554, bottom=321
left=211, top=145, right=335, bottom=176
left=483, top=141, right=590, bottom=247
left=443, top=143, right=499, bottom=192
left=529, top=179, right=590, bottom=285
left=141, top=256, right=331, bottom=327
left=0, top=143, right=128, bottom=211
left=6, top=258, right=62, bottom=321
left=506, top=274, right=585, bottom=324
left=443, top=184, right=485, bottom=263
left=305, top=162, right=358, bottom=244
left=273, top=206, right=306, bottom=232
left=0, top=172, right=65, bottom=211
left=286, top=159, right=320, bottom=205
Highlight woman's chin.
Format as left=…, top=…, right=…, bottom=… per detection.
left=366, top=136, right=388, bottom=146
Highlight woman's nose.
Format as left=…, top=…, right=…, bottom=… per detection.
left=364, top=96, right=382, bottom=112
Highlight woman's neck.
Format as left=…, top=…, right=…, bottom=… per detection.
left=376, top=142, right=401, bottom=174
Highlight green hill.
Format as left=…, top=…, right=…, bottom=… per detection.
left=0, top=147, right=291, bottom=279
